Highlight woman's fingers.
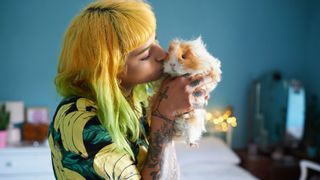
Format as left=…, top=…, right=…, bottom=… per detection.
left=155, top=73, right=214, bottom=116
left=191, top=88, right=208, bottom=109
left=187, top=76, right=213, bottom=93
left=189, top=79, right=201, bottom=87
left=192, top=89, right=204, bottom=97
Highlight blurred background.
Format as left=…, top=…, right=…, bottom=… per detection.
left=0, top=0, right=319, bottom=179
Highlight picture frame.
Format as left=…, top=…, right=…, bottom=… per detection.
left=26, top=107, right=50, bottom=124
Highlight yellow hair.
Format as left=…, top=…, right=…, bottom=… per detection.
left=55, top=0, right=156, bottom=158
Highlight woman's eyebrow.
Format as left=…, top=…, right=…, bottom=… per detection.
left=136, top=44, right=152, bottom=55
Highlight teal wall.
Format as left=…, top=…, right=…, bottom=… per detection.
left=0, top=0, right=90, bottom=113
left=0, top=0, right=319, bottom=148
left=304, top=0, right=320, bottom=98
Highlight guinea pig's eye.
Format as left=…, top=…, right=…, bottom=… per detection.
left=181, top=54, right=186, bottom=59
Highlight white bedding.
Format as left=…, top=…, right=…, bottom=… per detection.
left=175, top=136, right=258, bottom=180
left=180, top=163, right=257, bottom=180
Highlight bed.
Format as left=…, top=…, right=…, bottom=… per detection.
left=175, top=136, right=258, bottom=180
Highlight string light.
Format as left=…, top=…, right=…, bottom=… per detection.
left=206, top=106, right=237, bottom=132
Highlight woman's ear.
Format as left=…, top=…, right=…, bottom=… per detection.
left=117, top=64, right=128, bottom=83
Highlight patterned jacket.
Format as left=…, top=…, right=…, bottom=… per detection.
left=48, top=96, right=149, bottom=179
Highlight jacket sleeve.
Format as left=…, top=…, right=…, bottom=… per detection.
left=83, top=117, right=141, bottom=180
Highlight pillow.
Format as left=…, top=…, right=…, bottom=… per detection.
left=174, top=136, right=240, bottom=165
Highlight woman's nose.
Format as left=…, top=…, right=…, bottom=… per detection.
left=155, top=45, right=168, bottom=62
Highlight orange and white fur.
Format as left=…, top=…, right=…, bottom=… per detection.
left=164, top=37, right=222, bottom=146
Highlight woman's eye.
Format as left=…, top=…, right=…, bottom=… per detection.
left=140, top=51, right=150, bottom=61
left=141, top=56, right=149, bottom=61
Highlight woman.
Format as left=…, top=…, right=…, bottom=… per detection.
left=48, top=0, right=211, bottom=179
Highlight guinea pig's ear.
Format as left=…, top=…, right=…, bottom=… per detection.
left=194, top=36, right=206, bottom=48
left=168, top=40, right=178, bottom=53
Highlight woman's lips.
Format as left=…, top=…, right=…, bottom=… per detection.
left=158, top=67, right=165, bottom=76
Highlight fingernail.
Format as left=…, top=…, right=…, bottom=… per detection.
left=193, top=91, right=203, bottom=97
left=190, top=79, right=201, bottom=87
left=183, top=73, right=191, bottom=77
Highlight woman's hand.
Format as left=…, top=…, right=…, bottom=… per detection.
left=151, top=74, right=213, bottom=121
left=150, top=74, right=213, bottom=139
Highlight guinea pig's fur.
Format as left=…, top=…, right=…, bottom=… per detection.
left=164, top=36, right=222, bottom=146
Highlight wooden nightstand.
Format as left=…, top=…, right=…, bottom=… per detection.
left=235, top=149, right=300, bottom=180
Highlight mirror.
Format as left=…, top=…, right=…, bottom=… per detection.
left=249, top=71, right=306, bottom=152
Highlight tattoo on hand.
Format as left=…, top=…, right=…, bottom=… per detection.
left=151, top=86, right=174, bottom=124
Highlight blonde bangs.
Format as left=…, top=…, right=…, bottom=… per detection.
left=115, top=1, right=156, bottom=55
left=88, top=0, right=156, bottom=55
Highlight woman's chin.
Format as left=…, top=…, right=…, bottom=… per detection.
left=139, top=68, right=165, bottom=83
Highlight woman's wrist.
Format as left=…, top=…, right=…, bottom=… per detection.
left=142, top=115, right=174, bottom=179
left=151, top=109, right=175, bottom=123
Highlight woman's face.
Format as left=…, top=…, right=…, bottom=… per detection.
left=119, top=34, right=167, bottom=88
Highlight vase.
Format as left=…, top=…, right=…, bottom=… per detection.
left=0, top=130, right=8, bottom=148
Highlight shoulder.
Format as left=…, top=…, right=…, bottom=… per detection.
left=52, top=97, right=109, bottom=158
left=54, top=96, right=97, bottom=116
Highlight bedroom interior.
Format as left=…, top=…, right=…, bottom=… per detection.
left=0, top=0, right=320, bottom=179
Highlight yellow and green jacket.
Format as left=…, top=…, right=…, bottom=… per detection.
left=48, top=96, right=149, bottom=179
